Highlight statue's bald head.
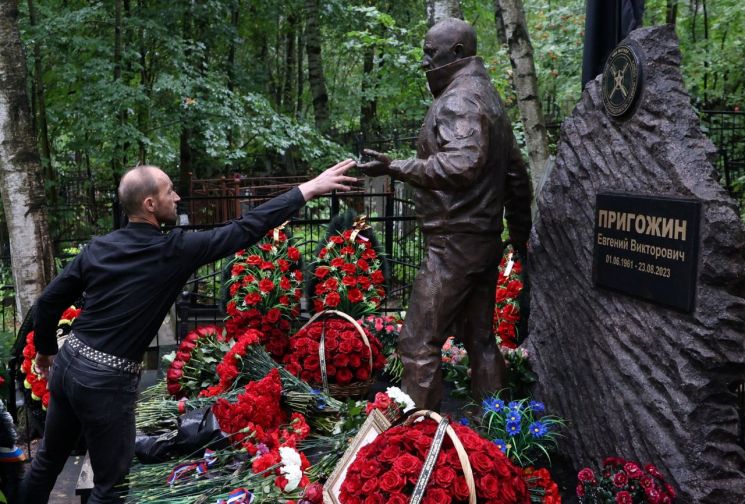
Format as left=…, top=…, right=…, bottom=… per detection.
left=118, top=165, right=162, bottom=217
left=423, top=18, right=477, bottom=71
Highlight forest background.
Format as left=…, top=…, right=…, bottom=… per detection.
left=0, top=0, right=742, bottom=316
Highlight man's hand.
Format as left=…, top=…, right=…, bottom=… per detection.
left=358, top=149, right=393, bottom=177
left=298, top=159, right=358, bottom=201
left=34, top=354, right=55, bottom=380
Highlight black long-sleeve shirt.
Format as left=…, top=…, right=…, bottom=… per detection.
left=34, top=187, right=306, bottom=361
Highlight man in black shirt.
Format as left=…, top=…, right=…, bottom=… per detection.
left=21, top=160, right=356, bottom=503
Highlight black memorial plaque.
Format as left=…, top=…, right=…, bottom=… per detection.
left=593, top=193, right=700, bottom=312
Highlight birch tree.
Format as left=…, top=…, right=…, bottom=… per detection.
left=498, top=0, right=550, bottom=193
left=0, top=0, right=55, bottom=318
left=426, top=0, right=463, bottom=27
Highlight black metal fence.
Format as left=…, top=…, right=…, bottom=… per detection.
left=700, top=110, right=745, bottom=206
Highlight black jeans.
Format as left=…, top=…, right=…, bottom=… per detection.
left=20, top=343, right=140, bottom=503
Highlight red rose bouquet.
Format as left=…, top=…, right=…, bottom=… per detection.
left=522, top=467, right=562, bottom=504
left=282, top=313, right=385, bottom=395
left=225, top=225, right=303, bottom=359
left=577, top=457, right=677, bottom=503
left=21, top=305, right=81, bottom=409
left=494, top=246, right=524, bottom=349
left=163, top=325, right=231, bottom=398
left=309, top=220, right=386, bottom=319
left=339, top=415, right=530, bottom=504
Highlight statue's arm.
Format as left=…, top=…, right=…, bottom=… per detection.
left=503, top=133, right=532, bottom=251
left=389, top=95, right=487, bottom=190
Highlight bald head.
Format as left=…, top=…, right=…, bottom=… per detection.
left=118, top=165, right=162, bottom=217
left=422, top=18, right=477, bottom=71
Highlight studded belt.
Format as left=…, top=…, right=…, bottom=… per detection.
left=67, top=334, right=142, bottom=375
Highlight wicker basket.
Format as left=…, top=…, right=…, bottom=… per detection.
left=404, top=410, right=477, bottom=504
left=298, top=309, right=375, bottom=399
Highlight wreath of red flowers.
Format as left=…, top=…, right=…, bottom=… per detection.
left=310, top=224, right=386, bottom=318
left=164, top=325, right=231, bottom=398
left=20, top=306, right=81, bottom=410
left=225, top=226, right=303, bottom=359
left=339, top=417, right=530, bottom=504
left=282, top=317, right=385, bottom=387
left=200, top=328, right=262, bottom=397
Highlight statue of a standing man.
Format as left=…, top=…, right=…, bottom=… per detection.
left=359, top=18, right=532, bottom=410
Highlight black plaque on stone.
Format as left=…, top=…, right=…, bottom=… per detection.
left=592, top=193, right=700, bottom=312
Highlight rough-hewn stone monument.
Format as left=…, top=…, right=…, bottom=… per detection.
left=527, top=25, right=745, bottom=502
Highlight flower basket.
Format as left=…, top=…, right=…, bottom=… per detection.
left=284, top=310, right=385, bottom=399
left=339, top=409, right=530, bottom=504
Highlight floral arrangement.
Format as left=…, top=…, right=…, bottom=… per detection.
left=163, top=325, right=231, bottom=398
left=309, top=221, right=386, bottom=319
left=359, top=313, right=403, bottom=381
left=20, top=306, right=81, bottom=410
left=476, top=394, right=565, bottom=468
left=282, top=317, right=386, bottom=389
left=200, top=329, right=263, bottom=397
left=522, top=466, right=562, bottom=504
left=365, top=386, right=416, bottom=423
left=224, top=225, right=303, bottom=359
left=577, top=458, right=677, bottom=503
left=494, top=246, right=524, bottom=349
left=339, top=416, right=530, bottom=503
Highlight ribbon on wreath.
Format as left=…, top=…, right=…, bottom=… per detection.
left=349, top=216, right=371, bottom=243
left=166, top=449, right=217, bottom=486
left=216, top=487, right=254, bottom=504
left=271, top=221, right=290, bottom=254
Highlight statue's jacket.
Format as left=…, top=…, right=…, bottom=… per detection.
left=389, top=56, right=532, bottom=244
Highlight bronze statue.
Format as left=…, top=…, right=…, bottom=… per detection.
left=359, top=18, right=532, bottom=410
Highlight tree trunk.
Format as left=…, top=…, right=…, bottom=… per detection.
left=426, top=0, right=463, bottom=27
left=493, top=0, right=507, bottom=44
left=26, top=0, right=55, bottom=204
left=295, top=23, right=304, bottom=119
left=0, top=0, right=56, bottom=318
left=498, top=0, right=549, bottom=194
left=304, top=0, right=330, bottom=133
left=282, top=14, right=297, bottom=114
left=665, top=0, right=678, bottom=25
left=136, top=0, right=148, bottom=163
left=112, top=0, right=124, bottom=186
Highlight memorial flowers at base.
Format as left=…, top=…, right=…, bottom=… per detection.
left=522, top=467, right=561, bottom=504
left=339, top=416, right=530, bottom=504
left=576, top=458, right=677, bottom=504
left=309, top=220, right=386, bottom=319
left=494, top=246, right=524, bottom=349
left=282, top=317, right=386, bottom=389
left=225, top=225, right=303, bottom=359
left=163, top=325, right=231, bottom=398
left=20, top=305, right=81, bottom=410
left=476, top=394, right=564, bottom=468
left=359, top=313, right=403, bottom=381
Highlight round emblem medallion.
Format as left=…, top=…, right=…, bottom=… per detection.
left=602, top=43, right=643, bottom=118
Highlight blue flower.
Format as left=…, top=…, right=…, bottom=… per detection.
left=493, top=439, right=507, bottom=453
left=506, top=410, right=521, bottom=423
left=310, top=389, right=326, bottom=410
left=528, top=421, right=548, bottom=438
left=506, top=420, right=521, bottom=437
left=507, top=400, right=521, bottom=411
left=482, top=397, right=505, bottom=414
left=458, top=417, right=470, bottom=426
left=528, top=400, right=545, bottom=412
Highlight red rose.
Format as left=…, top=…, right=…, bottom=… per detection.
left=476, top=474, right=499, bottom=498
left=324, top=278, right=339, bottom=291
left=454, top=476, right=470, bottom=500
left=392, top=454, right=422, bottom=475
left=259, top=278, right=274, bottom=293
left=370, top=270, right=384, bottom=284
left=358, top=276, right=372, bottom=289
left=349, top=354, right=362, bottom=369
left=293, top=270, right=303, bottom=281
left=356, top=259, right=369, bottom=272
left=623, top=462, right=642, bottom=479
left=330, top=235, right=344, bottom=244
left=330, top=257, right=345, bottom=268
left=231, top=264, right=245, bottom=276
left=347, top=288, right=363, bottom=303
left=244, top=293, right=261, bottom=305
left=640, top=474, right=654, bottom=489
left=324, top=292, right=341, bottom=308
left=578, top=468, right=596, bottom=484
left=288, top=247, right=301, bottom=261
left=341, top=263, right=356, bottom=275
left=335, top=367, right=353, bottom=385
left=379, top=444, right=401, bottom=463
left=279, top=276, right=291, bottom=290
left=615, top=491, right=633, bottom=504
left=342, top=275, right=357, bottom=287
left=305, top=355, right=320, bottom=372
left=355, top=366, right=371, bottom=381
left=247, top=255, right=261, bottom=265
left=387, top=493, right=407, bottom=504
left=229, top=283, right=240, bottom=296
left=277, top=259, right=289, bottom=272
left=470, top=450, right=494, bottom=474
left=644, top=464, right=664, bottom=479
left=314, top=267, right=330, bottom=279
left=360, top=478, right=378, bottom=494
left=432, top=466, right=456, bottom=488
left=302, top=482, right=323, bottom=503
left=167, top=382, right=182, bottom=395
left=613, top=471, right=629, bottom=487
left=265, top=308, right=281, bottom=323
left=166, top=368, right=182, bottom=381
left=171, top=360, right=185, bottom=370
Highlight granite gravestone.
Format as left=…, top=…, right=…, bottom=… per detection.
left=527, top=26, right=745, bottom=502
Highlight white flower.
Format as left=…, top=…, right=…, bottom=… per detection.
left=279, top=446, right=303, bottom=492
left=386, top=386, right=415, bottom=412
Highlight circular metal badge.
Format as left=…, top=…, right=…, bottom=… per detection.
left=602, top=43, right=643, bottom=118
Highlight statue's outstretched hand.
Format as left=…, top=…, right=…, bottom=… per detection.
left=358, top=149, right=392, bottom=177
left=298, top=159, right=358, bottom=201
